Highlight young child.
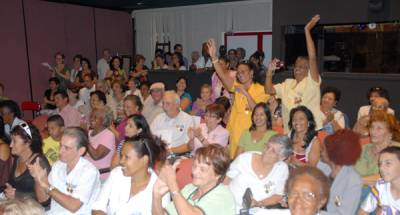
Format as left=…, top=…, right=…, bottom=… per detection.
left=42, top=114, right=64, bottom=166
left=190, top=84, right=214, bottom=117
left=359, top=146, right=400, bottom=215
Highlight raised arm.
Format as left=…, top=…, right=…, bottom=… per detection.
left=304, top=15, right=321, bottom=82
left=264, top=58, right=280, bottom=94
left=207, top=39, right=234, bottom=91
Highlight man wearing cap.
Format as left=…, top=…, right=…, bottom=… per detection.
left=142, top=82, right=165, bottom=124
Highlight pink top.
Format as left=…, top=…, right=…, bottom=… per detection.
left=86, top=129, right=115, bottom=180
left=192, top=124, right=229, bottom=152
left=211, top=70, right=237, bottom=100
left=58, top=104, right=82, bottom=127
left=116, top=118, right=128, bottom=143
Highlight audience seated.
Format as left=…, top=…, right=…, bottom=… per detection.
left=92, top=136, right=169, bottom=215
left=173, top=43, right=189, bottom=68
left=357, top=86, right=395, bottom=120
left=114, top=95, right=143, bottom=142
left=175, top=76, right=193, bottom=112
left=142, top=82, right=165, bottom=124
left=70, top=54, right=82, bottom=84
left=169, top=52, right=186, bottom=71
left=152, top=54, right=169, bottom=70
left=236, top=103, right=277, bottom=157
left=42, top=115, right=64, bottom=166
left=195, top=42, right=213, bottom=71
left=189, top=51, right=200, bottom=71
left=29, top=127, right=101, bottom=214
left=67, top=87, right=84, bottom=111
left=267, top=95, right=284, bottom=134
left=288, top=105, right=320, bottom=167
left=75, top=58, right=96, bottom=88
left=125, top=78, right=141, bottom=99
left=97, top=49, right=111, bottom=80
left=105, top=56, right=126, bottom=83
left=79, top=73, right=96, bottom=105
left=130, top=54, right=149, bottom=83
left=152, top=144, right=235, bottom=215
left=188, top=104, right=229, bottom=153
left=214, top=96, right=232, bottom=128
left=108, top=81, right=126, bottom=124
left=226, top=134, right=292, bottom=213
left=320, top=86, right=346, bottom=134
left=54, top=90, right=81, bottom=127
left=139, top=81, right=151, bottom=103
left=41, top=78, right=60, bottom=114
left=0, top=100, right=26, bottom=138
left=190, top=84, right=213, bottom=117
left=50, top=52, right=70, bottom=90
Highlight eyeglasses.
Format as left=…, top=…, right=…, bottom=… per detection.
left=19, top=123, right=32, bottom=139
left=288, top=191, right=316, bottom=202
left=204, top=113, right=218, bottom=119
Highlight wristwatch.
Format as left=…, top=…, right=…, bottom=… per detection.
left=46, top=184, right=55, bottom=194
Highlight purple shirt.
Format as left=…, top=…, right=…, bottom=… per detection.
left=191, top=99, right=213, bottom=117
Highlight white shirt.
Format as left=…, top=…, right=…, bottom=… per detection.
left=192, top=124, right=229, bottom=152
left=79, top=85, right=96, bottom=105
left=227, top=152, right=289, bottom=213
left=321, top=108, right=345, bottom=131
left=142, top=97, right=163, bottom=125
left=47, top=157, right=101, bottom=215
left=97, top=58, right=109, bottom=80
left=361, top=180, right=400, bottom=214
left=92, top=167, right=170, bottom=215
left=195, top=56, right=212, bottom=69
left=357, top=105, right=395, bottom=120
left=151, top=111, right=195, bottom=148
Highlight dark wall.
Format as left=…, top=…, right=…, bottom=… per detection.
left=0, top=0, right=133, bottom=106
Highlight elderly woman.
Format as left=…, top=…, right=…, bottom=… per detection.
left=152, top=144, right=235, bottom=215
left=188, top=104, right=229, bottom=153
left=92, top=136, right=168, bottom=215
left=86, top=108, right=116, bottom=180
left=4, top=124, right=50, bottom=205
left=80, top=90, right=113, bottom=129
left=357, top=86, right=394, bottom=120
left=288, top=105, right=320, bottom=167
left=318, top=129, right=362, bottom=215
left=236, top=102, right=277, bottom=157
left=226, top=134, right=293, bottom=213
left=320, top=87, right=346, bottom=134
left=190, top=84, right=214, bottom=118
left=355, top=110, right=400, bottom=185
left=207, top=39, right=269, bottom=159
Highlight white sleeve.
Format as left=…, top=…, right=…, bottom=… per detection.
left=335, top=111, right=345, bottom=129
left=273, top=165, right=289, bottom=195
left=72, top=167, right=101, bottom=205
left=226, top=154, right=244, bottom=179
left=91, top=169, right=115, bottom=212
left=360, top=189, right=378, bottom=213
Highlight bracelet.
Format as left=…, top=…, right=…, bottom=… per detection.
left=46, top=184, right=55, bottom=194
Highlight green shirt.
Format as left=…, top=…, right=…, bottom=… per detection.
left=42, top=136, right=60, bottom=166
left=166, top=183, right=235, bottom=215
left=238, top=130, right=276, bottom=152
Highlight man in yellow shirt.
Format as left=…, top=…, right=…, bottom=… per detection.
left=42, top=114, right=64, bottom=165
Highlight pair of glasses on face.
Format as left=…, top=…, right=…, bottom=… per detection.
left=288, top=191, right=316, bottom=202
left=19, top=123, right=32, bottom=139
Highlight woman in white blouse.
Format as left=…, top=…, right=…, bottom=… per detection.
left=92, top=136, right=169, bottom=215
left=225, top=134, right=293, bottom=213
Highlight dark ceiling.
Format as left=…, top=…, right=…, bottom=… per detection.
left=47, top=0, right=246, bottom=12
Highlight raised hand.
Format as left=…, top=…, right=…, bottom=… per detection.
left=305, top=14, right=320, bottom=31
left=27, top=158, right=49, bottom=188
left=4, top=183, right=16, bottom=199
left=266, top=58, right=281, bottom=76
left=206, top=38, right=218, bottom=59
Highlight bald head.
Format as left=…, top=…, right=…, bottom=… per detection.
left=162, top=91, right=180, bottom=117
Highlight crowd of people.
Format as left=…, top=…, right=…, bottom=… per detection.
left=0, top=14, right=399, bottom=215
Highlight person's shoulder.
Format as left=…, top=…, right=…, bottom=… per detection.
left=342, top=166, right=362, bottom=184
left=80, top=157, right=100, bottom=173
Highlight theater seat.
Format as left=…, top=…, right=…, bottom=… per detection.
left=21, top=101, right=41, bottom=123
left=176, top=158, right=193, bottom=189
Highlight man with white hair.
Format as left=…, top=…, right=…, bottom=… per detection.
left=151, top=91, right=195, bottom=154
left=142, top=82, right=165, bottom=124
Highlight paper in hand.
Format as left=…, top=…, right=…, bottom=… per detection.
left=41, top=62, right=53, bottom=70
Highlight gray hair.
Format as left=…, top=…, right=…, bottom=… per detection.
left=91, top=107, right=113, bottom=128
left=63, top=127, right=89, bottom=150
left=268, top=134, right=293, bottom=159
left=164, top=90, right=180, bottom=104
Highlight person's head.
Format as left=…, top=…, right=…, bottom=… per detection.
left=135, top=54, right=146, bottom=66
left=10, top=123, right=42, bottom=156
left=162, top=91, right=180, bottom=117
left=54, top=52, right=65, bottom=65
left=199, top=84, right=212, bottom=101
left=154, top=48, right=164, bottom=56
left=219, top=45, right=227, bottom=57
left=293, top=56, right=310, bottom=82
left=175, top=76, right=188, bottom=92
left=0, top=100, right=21, bottom=125
left=127, top=78, right=137, bottom=91
left=249, top=51, right=263, bottom=66
left=371, top=97, right=389, bottom=112
left=320, top=86, right=341, bottom=109
left=214, top=96, right=231, bottom=113
left=72, top=54, right=82, bottom=69
left=120, top=136, right=166, bottom=176
left=80, top=57, right=91, bottom=70
left=47, top=114, right=65, bottom=140
left=125, top=114, right=152, bottom=138
left=109, top=56, right=122, bottom=71
left=140, top=82, right=150, bottom=97
left=0, top=197, right=45, bottom=215
left=289, top=106, right=317, bottom=148
left=236, top=62, right=254, bottom=85
left=321, top=129, right=361, bottom=165
left=192, top=144, right=230, bottom=188
left=83, top=73, right=95, bottom=89
left=90, top=108, right=112, bottom=130
left=67, top=86, right=80, bottom=101
left=236, top=47, right=246, bottom=60
left=250, top=102, right=272, bottom=131
left=150, top=82, right=165, bottom=103
left=174, top=44, right=183, bottom=53
left=201, top=42, right=209, bottom=57
left=204, top=104, right=225, bottom=129
left=218, top=56, right=230, bottom=70
left=287, top=166, right=330, bottom=215
left=59, top=127, right=88, bottom=164
left=367, top=86, right=389, bottom=104
left=155, top=54, right=166, bottom=66
left=111, top=81, right=124, bottom=95
left=172, top=52, right=184, bottom=67
left=227, top=49, right=237, bottom=59
left=379, top=146, right=400, bottom=183
left=368, top=110, right=400, bottom=144
left=102, top=48, right=111, bottom=60
left=90, top=90, right=107, bottom=109
left=191, top=51, right=200, bottom=63
left=262, top=134, right=293, bottom=164
left=124, top=95, right=143, bottom=117
left=54, top=90, right=69, bottom=109
left=48, top=77, right=60, bottom=91
left=95, top=79, right=109, bottom=94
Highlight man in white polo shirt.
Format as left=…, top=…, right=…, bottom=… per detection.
left=29, top=127, right=101, bottom=214
left=151, top=91, right=195, bottom=154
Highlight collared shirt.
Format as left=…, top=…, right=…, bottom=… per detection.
left=151, top=111, right=195, bottom=148
left=4, top=117, right=26, bottom=137
left=227, top=152, right=288, bottom=213
left=79, top=85, right=96, bottom=105
left=192, top=124, right=229, bottom=152
left=97, top=58, right=110, bottom=80
left=92, top=167, right=170, bottom=215
left=58, top=104, right=82, bottom=127
left=142, top=97, right=163, bottom=124
left=47, top=157, right=101, bottom=215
